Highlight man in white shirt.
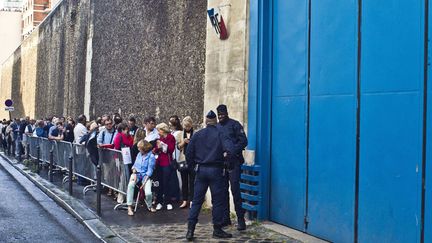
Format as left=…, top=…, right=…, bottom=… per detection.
left=74, top=114, right=88, bottom=144
left=143, top=116, right=159, bottom=146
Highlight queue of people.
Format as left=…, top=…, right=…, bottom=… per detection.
left=0, top=104, right=248, bottom=241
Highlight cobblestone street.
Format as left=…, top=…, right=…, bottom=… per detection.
left=111, top=223, right=301, bottom=243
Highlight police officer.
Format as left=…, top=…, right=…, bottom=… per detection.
left=217, top=104, right=248, bottom=231
left=185, top=110, right=233, bottom=241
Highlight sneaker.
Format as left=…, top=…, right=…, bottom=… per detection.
left=149, top=207, right=157, bottom=213
left=156, top=203, right=163, bottom=210
left=167, top=204, right=173, bottom=210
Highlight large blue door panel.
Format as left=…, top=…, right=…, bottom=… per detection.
left=271, top=97, right=306, bottom=229
left=359, top=1, right=424, bottom=242
left=307, top=1, right=358, bottom=242
left=272, top=0, right=308, bottom=97
left=270, top=0, right=309, bottom=230
left=359, top=94, right=422, bottom=243
left=309, top=0, right=357, bottom=96
left=361, top=1, right=423, bottom=93
left=308, top=96, right=356, bottom=243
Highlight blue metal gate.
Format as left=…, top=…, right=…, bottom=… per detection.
left=358, top=1, right=424, bottom=242
left=307, top=1, right=358, bottom=242
left=270, top=0, right=308, bottom=231
left=265, top=0, right=426, bottom=242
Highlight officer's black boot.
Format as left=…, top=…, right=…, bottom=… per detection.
left=213, top=225, right=233, bottom=238
left=237, top=217, right=246, bottom=231
left=186, top=223, right=195, bottom=241
left=222, top=218, right=232, bottom=227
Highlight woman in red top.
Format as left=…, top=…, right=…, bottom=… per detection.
left=113, top=123, right=134, bottom=150
left=154, top=122, right=176, bottom=210
left=113, top=122, right=134, bottom=204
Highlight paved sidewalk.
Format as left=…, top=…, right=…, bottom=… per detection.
left=0, top=152, right=323, bottom=243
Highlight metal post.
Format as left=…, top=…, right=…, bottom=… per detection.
left=25, top=143, right=29, bottom=159
left=49, top=148, right=54, bottom=182
left=36, top=145, right=40, bottom=173
left=68, top=155, right=73, bottom=196
left=96, top=161, right=101, bottom=216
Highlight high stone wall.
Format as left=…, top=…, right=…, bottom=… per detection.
left=89, top=0, right=206, bottom=124
left=34, top=0, right=90, bottom=119
left=0, top=0, right=206, bottom=125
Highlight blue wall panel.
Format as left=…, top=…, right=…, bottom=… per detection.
left=308, top=96, right=356, bottom=243
left=271, top=97, right=306, bottom=229
left=309, top=0, right=357, bottom=96
left=270, top=0, right=308, bottom=230
left=359, top=94, right=422, bottom=243
left=272, top=0, right=308, bottom=97
left=359, top=2, right=423, bottom=241
left=361, top=1, right=423, bottom=93
left=307, top=1, right=358, bottom=242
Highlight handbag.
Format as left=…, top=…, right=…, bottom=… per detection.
left=177, top=161, right=188, bottom=172
left=169, top=141, right=178, bottom=170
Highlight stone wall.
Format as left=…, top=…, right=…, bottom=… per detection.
left=0, top=0, right=90, bottom=120
left=89, top=0, right=206, bottom=124
left=34, top=0, right=90, bottom=119
left=204, top=0, right=249, bottom=128
left=203, top=0, right=249, bottom=208
left=0, top=0, right=207, bottom=125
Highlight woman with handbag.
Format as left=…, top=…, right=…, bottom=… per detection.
left=154, top=123, right=176, bottom=210
left=169, top=115, right=183, bottom=202
left=113, top=123, right=134, bottom=203
left=177, top=116, right=195, bottom=209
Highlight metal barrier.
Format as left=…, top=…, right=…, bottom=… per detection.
left=26, top=136, right=133, bottom=214
left=39, top=138, right=53, bottom=164
left=55, top=140, right=73, bottom=169
left=28, top=136, right=40, bottom=160
left=99, top=148, right=130, bottom=210
left=72, top=143, right=97, bottom=195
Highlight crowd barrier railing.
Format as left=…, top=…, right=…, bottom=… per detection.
left=26, top=136, right=132, bottom=215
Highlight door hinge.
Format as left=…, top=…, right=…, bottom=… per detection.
left=304, top=216, right=309, bottom=229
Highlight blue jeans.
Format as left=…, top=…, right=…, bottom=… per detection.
left=15, top=137, right=22, bottom=157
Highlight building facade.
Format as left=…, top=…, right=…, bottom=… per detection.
left=0, top=1, right=22, bottom=65
left=1, top=0, right=22, bottom=11
left=22, top=0, right=59, bottom=38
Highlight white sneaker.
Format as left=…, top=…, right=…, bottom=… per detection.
left=156, top=203, right=163, bottom=210
left=167, top=204, right=173, bottom=210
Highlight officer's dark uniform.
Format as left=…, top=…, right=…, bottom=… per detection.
left=186, top=111, right=232, bottom=240
left=216, top=104, right=248, bottom=230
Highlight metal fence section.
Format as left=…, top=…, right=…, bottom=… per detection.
left=28, top=136, right=40, bottom=160
left=72, top=143, right=96, bottom=182
left=55, top=140, right=72, bottom=169
left=39, top=138, right=53, bottom=164
left=99, top=148, right=129, bottom=195
left=25, top=136, right=133, bottom=214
